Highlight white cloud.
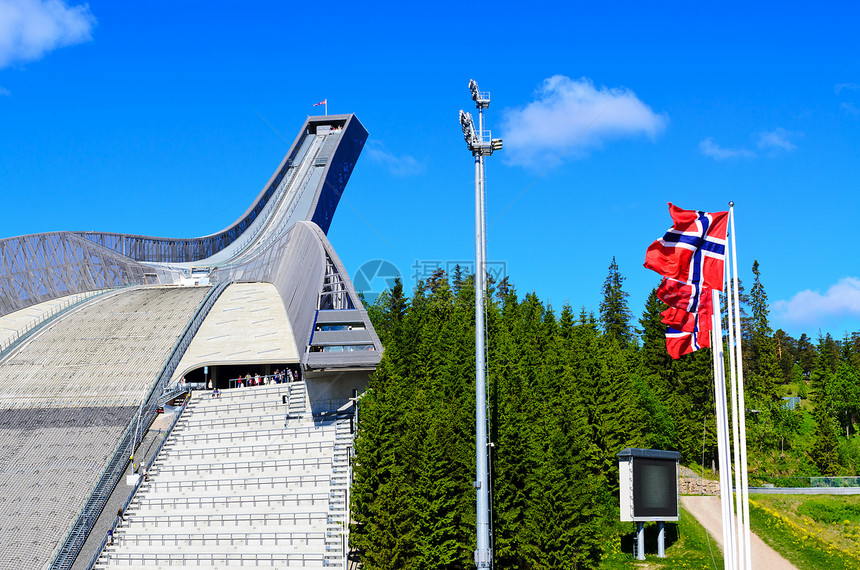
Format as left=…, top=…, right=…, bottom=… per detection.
left=0, top=86, right=9, bottom=96
left=835, top=83, right=860, bottom=95
left=699, top=137, right=755, bottom=160
left=841, top=102, right=860, bottom=116
left=772, top=277, right=860, bottom=328
left=0, top=0, right=95, bottom=69
left=365, top=141, right=424, bottom=177
left=756, top=128, right=796, bottom=152
left=500, top=75, right=667, bottom=167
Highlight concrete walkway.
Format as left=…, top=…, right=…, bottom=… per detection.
left=681, top=495, right=797, bottom=569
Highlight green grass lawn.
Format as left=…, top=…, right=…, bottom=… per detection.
left=748, top=494, right=860, bottom=570
left=600, top=507, right=724, bottom=569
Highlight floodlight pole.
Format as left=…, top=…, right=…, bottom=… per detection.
left=461, top=79, right=501, bottom=570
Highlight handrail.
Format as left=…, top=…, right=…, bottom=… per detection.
left=85, top=391, right=192, bottom=570
left=99, top=552, right=327, bottom=566
left=0, top=288, right=115, bottom=360
left=113, top=530, right=326, bottom=546
left=125, top=511, right=327, bottom=528
left=154, top=456, right=331, bottom=477
left=163, top=439, right=334, bottom=459
left=135, top=492, right=331, bottom=509
left=179, top=412, right=286, bottom=429
left=51, top=282, right=229, bottom=570
left=171, top=424, right=329, bottom=444
left=147, top=473, right=331, bottom=493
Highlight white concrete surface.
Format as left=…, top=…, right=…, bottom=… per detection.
left=170, top=283, right=300, bottom=383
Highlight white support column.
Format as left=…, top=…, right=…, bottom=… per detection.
left=711, top=293, right=736, bottom=570
left=725, top=257, right=746, bottom=569
left=730, top=204, right=752, bottom=570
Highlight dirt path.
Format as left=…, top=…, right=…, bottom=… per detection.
left=681, top=496, right=797, bottom=569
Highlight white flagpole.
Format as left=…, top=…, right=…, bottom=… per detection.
left=711, top=296, right=736, bottom=570
left=725, top=242, right=746, bottom=569
left=730, top=202, right=753, bottom=569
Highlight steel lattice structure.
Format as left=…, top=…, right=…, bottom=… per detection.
left=0, top=114, right=367, bottom=318
left=0, top=232, right=173, bottom=316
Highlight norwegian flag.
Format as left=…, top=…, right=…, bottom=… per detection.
left=662, top=308, right=700, bottom=333
left=645, top=203, right=727, bottom=359
left=657, top=278, right=713, bottom=315
left=660, top=278, right=713, bottom=334
left=644, top=203, right=729, bottom=291
left=665, top=322, right=711, bottom=359
left=313, top=99, right=327, bottom=106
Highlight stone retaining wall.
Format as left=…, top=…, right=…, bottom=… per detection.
left=679, top=477, right=720, bottom=495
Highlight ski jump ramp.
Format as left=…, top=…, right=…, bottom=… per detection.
left=0, top=114, right=381, bottom=569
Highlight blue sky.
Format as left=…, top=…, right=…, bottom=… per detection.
left=1, top=0, right=859, bottom=340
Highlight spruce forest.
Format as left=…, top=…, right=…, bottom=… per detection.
left=350, top=259, right=860, bottom=569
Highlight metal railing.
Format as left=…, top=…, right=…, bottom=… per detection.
left=96, top=551, right=327, bottom=567
left=51, top=282, right=228, bottom=570
left=227, top=373, right=293, bottom=388
left=186, top=398, right=286, bottom=416
left=148, top=473, right=331, bottom=493
left=0, top=289, right=112, bottom=359
left=178, top=412, right=285, bottom=430
left=170, top=425, right=331, bottom=445
left=124, top=511, right=327, bottom=528
left=115, top=530, right=325, bottom=547
left=153, top=456, right=331, bottom=477
left=749, top=474, right=860, bottom=488
left=162, top=439, right=335, bottom=460
left=135, top=492, right=330, bottom=510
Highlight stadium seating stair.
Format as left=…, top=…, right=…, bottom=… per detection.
left=94, top=380, right=353, bottom=569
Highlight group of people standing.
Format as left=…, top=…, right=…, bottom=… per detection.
left=234, top=368, right=296, bottom=388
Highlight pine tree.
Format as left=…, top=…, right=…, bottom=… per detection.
left=351, top=356, right=420, bottom=567
left=830, top=360, right=860, bottom=439
left=796, top=333, right=817, bottom=379
left=599, top=257, right=633, bottom=348
left=745, top=260, right=782, bottom=403
left=773, top=329, right=797, bottom=383
left=811, top=400, right=840, bottom=475
left=808, top=334, right=841, bottom=474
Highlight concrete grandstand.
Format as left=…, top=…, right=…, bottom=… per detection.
left=0, top=114, right=381, bottom=569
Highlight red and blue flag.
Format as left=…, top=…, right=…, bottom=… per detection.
left=665, top=322, right=711, bottom=359
left=644, top=203, right=727, bottom=359
left=644, top=203, right=729, bottom=291
left=657, top=278, right=713, bottom=317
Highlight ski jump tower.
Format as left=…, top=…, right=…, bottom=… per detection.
left=0, top=114, right=381, bottom=569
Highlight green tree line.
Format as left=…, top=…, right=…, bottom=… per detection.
left=350, top=259, right=860, bottom=568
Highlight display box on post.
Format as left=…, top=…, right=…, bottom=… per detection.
left=617, top=447, right=680, bottom=559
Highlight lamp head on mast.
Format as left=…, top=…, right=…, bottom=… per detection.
left=459, top=108, right=501, bottom=156
left=469, top=79, right=491, bottom=109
